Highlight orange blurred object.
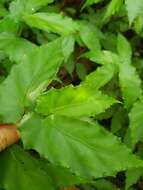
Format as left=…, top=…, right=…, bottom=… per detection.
left=0, top=124, right=20, bottom=151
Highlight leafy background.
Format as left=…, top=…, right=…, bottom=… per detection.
left=1, top=0, right=143, bottom=189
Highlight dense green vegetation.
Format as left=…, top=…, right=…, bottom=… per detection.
left=1, top=0, right=143, bottom=189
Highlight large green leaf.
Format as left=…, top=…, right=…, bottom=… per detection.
left=23, top=13, right=79, bottom=35
left=0, top=37, right=65, bottom=123
left=125, top=0, right=143, bottom=24
left=0, top=145, right=54, bottom=190
left=0, top=33, right=37, bottom=62
left=129, top=97, right=143, bottom=146
left=36, top=85, right=117, bottom=117
left=117, top=34, right=142, bottom=109
left=20, top=114, right=143, bottom=178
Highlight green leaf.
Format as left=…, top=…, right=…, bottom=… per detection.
left=82, top=64, right=116, bottom=90
left=119, top=62, right=142, bottom=109
left=79, top=22, right=101, bottom=51
left=82, top=0, right=101, bottom=8
left=125, top=168, right=143, bottom=190
left=64, top=54, right=75, bottom=75
left=62, top=35, right=75, bottom=62
left=76, top=64, right=87, bottom=80
left=10, top=0, right=54, bottom=21
left=125, top=0, right=143, bottom=24
left=36, top=85, right=117, bottom=117
left=117, top=34, right=132, bottom=64
left=0, top=33, right=37, bottom=62
left=20, top=114, right=143, bottom=178
left=134, top=14, right=143, bottom=34
left=24, top=0, right=54, bottom=12
left=0, top=17, right=19, bottom=34
left=129, top=97, right=143, bottom=146
left=23, top=13, right=79, bottom=35
left=117, top=34, right=142, bottom=109
left=0, top=4, right=8, bottom=18
left=84, top=50, right=119, bottom=66
left=0, top=37, right=65, bottom=123
left=43, top=162, right=89, bottom=188
left=111, top=106, right=127, bottom=133
left=104, top=0, right=123, bottom=20
left=0, top=145, right=54, bottom=190
left=93, top=179, right=117, bottom=190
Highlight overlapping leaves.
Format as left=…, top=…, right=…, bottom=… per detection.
left=0, top=36, right=65, bottom=123
left=0, top=0, right=143, bottom=189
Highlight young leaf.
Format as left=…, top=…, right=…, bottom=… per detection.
left=0, top=33, right=37, bottom=62
left=0, top=37, right=65, bottom=123
left=0, top=145, right=54, bottom=190
left=23, top=13, right=79, bottom=36
left=125, top=0, right=143, bottom=24
left=20, top=114, right=143, bottom=178
left=129, top=97, right=143, bottom=146
left=36, top=85, right=117, bottom=117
